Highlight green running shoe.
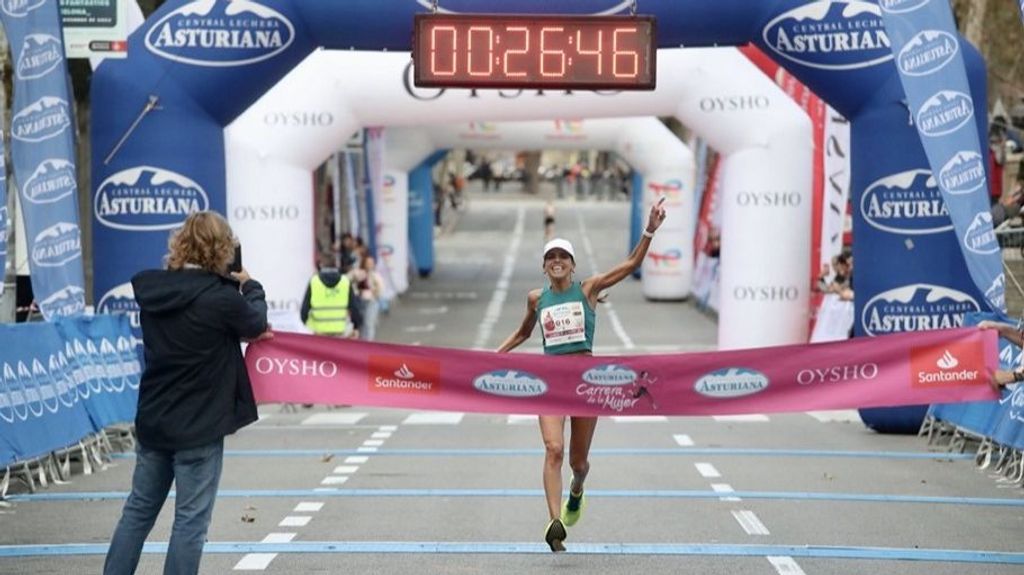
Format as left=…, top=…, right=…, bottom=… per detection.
left=560, top=489, right=586, bottom=527
left=544, top=518, right=567, bottom=552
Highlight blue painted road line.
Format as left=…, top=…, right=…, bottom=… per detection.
left=0, top=541, right=1022, bottom=564
left=108, top=447, right=975, bottom=460
left=9, top=488, right=1024, bottom=507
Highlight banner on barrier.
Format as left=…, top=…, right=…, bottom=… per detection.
left=0, top=315, right=139, bottom=467
left=247, top=328, right=998, bottom=416
left=931, top=313, right=1024, bottom=450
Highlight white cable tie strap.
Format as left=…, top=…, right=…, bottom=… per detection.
left=37, top=458, right=47, bottom=489
left=80, top=441, right=93, bottom=476
left=60, top=451, right=71, bottom=479
left=21, top=462, right=35, bottom=493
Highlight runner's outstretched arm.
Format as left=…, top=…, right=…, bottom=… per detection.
left=584, top=197, right=667, bottom=298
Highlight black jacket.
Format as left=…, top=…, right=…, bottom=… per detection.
left=131, top=268, right=268, bottom=451
left=299, top=267, right=363, bottom=330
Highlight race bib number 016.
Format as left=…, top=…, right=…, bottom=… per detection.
left=541, top=301, right=586, bottom=346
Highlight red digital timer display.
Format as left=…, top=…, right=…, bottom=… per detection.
left=413, top=14, right=656, bottom=90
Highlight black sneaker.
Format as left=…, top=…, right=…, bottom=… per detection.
left=544, top=518, right=567, bottom=552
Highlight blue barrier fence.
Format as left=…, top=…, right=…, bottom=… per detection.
left=927, top=313, right=1024, bottom=460
left=0, top=315, right=139, bottom=470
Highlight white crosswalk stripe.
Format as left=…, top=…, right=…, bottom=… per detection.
left=300, top=413, right=367, bottom=425
left=402, top=412, right=465, bottom=425
left=713, top=414, right=770, bottom=422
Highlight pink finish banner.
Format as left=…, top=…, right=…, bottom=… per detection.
left=245, top=328, right=999, bottom=416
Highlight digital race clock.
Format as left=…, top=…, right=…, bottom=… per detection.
left=413, top=14, right=656, bottom=90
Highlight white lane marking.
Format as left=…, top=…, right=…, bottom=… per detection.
left=673, top=434, right=694, bottom=447
left=418, top=306, right=449, bottom=315
left=695, top=463, right=721, bottom=478
left=233, top=553, right=277, bottom=570
left=402, top=412, right=464, bottom=425
left=379, top=425, right=398, bottom=431
left=262, top=533, right=296, bottom=543
left=732, top=510, right=770, bottom=535
left=356, top=446, right=378, bottom=453
left=767, top=556, right=807, bottom=575
left=506, top=414, right=537, bottom=424
left=575, top=210, right=634, bottom=349
left=278, top=516, right=312, bottom=527
left=371, top=431, right=392, bottom=439
left=713, top=414, right=770, bottom=422
left=711, top=483, right=741, bottom=502
left=300, top=413, right=367, bottom=425
left=404, top=323, right=436, bottom=333
left=320, top=476, right=350, bottom=485
left=332, top=465, right=359, bottom=474
left=610, top=416, right=668, bottom=422
left=806, top=410, right=862, bottom=423
left=293, top=502, right=324, bottom=513
left=345, top=456, right=369, bottom=464
left=363, top=439, right=385, bottom=447
left=473, top=205, right=525, bottom=350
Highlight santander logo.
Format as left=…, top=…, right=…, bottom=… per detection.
left=936, top=350, right=959, bottom=370
left=394, top=364, right=415, bottom=379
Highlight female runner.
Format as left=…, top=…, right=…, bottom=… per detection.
left=497, top=197, right=667, bottom=551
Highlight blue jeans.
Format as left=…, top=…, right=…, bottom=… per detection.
left=104, top=438, right=225, bottom=575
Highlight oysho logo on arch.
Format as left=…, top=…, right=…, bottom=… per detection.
left=145, top=0, right=295, bottom=67
left=95, top=166, right=209, bottom=231
left=762, top=1, right=892, bottom=71
left=698, top=95, right=770, bottom=112
left=916, top=91, right=973, bottom=137
left=17, top=34, right=63, bottom=80
left=898, top=30, right=958, bottom=76
left=862, top=283, right=980, bottom=336
left=474, top=370, right=548, bottom=398
left=11, top=96, right=71, bottom=143
left=861, top=170, right=951, bottom=235
left=368, top=355, right=440, bottom=394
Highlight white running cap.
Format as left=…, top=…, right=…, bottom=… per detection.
left=543, top=238, right=575, bottom=260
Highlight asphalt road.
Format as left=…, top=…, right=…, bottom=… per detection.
left=2, top=189, right=1023, bottom=574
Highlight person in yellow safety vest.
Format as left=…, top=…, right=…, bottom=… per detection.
left=300, top=255, right=363, bottom=338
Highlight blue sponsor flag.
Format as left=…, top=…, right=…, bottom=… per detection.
left=0, top=0, right=85, bottom=320
left=0, top=137, right=7, bottom=296
left=880, top=0, right=1005, bottom=313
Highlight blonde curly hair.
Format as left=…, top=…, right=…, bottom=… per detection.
left=165, top=211, right=236, bottom=273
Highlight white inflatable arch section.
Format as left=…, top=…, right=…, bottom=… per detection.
left=384, top=117, right=694, bottom=300
left=226, top=48, right=811, bottom=349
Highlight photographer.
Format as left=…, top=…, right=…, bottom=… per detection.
left=104, top=211, right=270, bottom=575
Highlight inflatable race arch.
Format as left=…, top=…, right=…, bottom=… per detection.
left=92, top=1, right=998, bottom=430
left=222, top=47, right=809, bottom=348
